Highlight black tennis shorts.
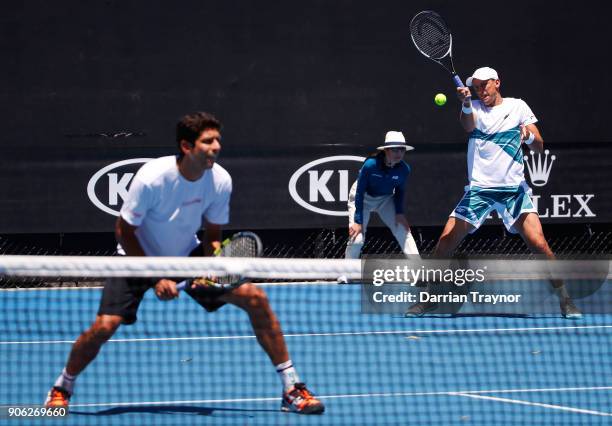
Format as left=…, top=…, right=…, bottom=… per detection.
left=97, top=246, right=231, bottom=324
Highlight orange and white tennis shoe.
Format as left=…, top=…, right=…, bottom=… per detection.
left=281, top=383, right=324, bottom=414
left=44, top=387, right=70, bottom=408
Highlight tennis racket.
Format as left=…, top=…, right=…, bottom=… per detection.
left=176, top=231, right=263, bottom=291
left=410, top=10, right=466, bottom=88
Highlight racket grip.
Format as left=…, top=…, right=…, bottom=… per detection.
left=176, top=280, right=188, bottom=291
left=452, top=74, right=465, bottom=88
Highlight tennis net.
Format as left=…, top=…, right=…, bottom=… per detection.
left=0, top=255, right=611, bottom=425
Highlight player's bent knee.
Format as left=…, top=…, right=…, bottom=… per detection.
left=235, top=284, right=270, bottom=311
left=530, top=240, right=551, bottom=254
left=89, top=317, right=121, bottom=341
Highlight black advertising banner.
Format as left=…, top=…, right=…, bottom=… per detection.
left=0, top=143, right=609, bottom=233
left=1, top=1, right=611, bottom=233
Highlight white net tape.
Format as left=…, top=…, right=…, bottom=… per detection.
left=0, top=255, right=362, bottom=280
left=0, top=255, right=610, bottom=281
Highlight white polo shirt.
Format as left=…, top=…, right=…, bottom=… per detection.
left=467, top=97, right=537, bottom=188
left=119, top=155, right=232, bottom=256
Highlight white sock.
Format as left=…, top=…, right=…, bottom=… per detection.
left=275, top=360, right=300, bottom=391
left=53, top=368, right=76, bottom=394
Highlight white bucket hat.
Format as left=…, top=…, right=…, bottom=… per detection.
left=377, top=131, right=415, bottom=151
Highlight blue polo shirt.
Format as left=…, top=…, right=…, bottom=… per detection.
left=354, top=156, right=411, bottom=224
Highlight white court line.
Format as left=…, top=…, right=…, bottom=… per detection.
left=453, top=392, right=612, bottom=416
left=2, top=324, right=612, bottom=345
left=68, top=386, right=612, bottom=409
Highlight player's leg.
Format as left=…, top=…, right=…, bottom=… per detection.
left=405, top=187, right=489, bottom=317
left=65, top=315, right=123, bottom=375
left=404, top=217, right=474, bottom=316
left=220, top=284, right=324, bottom=414
left=433, top=217, right=473, bottom=256
left=376, top=196, right=419, bottom=256
left=221, top=284, right=288, bottom=364
left=45, top=314, right=123, bottom=407
left=513, top=212, right=554, bottom=257
left=187, top=284, right=285, bottom=359
left=46, top=278, right=151, bottom=407
left=513, top=212, right=582, bottom=318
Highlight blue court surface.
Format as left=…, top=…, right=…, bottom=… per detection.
left=1, top=283, right=611, bottom=425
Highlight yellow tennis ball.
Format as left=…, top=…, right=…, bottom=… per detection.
left=434, top=93, right=447, bottom=106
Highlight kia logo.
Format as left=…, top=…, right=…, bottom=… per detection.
left=87, top=158, right=152, bottom=216
left=288, top=155, right=365, bottom=216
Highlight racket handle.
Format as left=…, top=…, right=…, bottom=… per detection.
left=176, top=280, right=188, bottom=291
left=452, top=74, right=465, bottom=88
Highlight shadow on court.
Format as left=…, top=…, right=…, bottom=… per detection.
left=70, top=404, right=278, bottom=417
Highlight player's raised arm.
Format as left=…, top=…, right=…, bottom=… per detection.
left=458, top=86, right=476, bottom=133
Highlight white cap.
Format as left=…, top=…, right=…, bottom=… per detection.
left=376, top=131, right=415, bottom=151
left=466, top=67, right=499, bottom=86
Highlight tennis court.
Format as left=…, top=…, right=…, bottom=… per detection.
left=1, top=281, right=611, bottom=425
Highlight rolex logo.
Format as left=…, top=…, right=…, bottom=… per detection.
left=524, top=150, right=556, bottom=187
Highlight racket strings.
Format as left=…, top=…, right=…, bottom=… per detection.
left=225, top=237, right=259, bottom=257
left=410, top=13, right=451, bottom=59
left=218, top=235, right=262, bottom=285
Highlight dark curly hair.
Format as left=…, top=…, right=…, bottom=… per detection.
left=176, top=112, right=222, bottom=157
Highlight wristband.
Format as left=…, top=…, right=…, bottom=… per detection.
left=524, top=132, right=535, bottom=145
left=461, top=105, right=473, bottom=114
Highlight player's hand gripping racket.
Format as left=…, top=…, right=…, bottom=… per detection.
left=176, top=231, right=263, bottom=291
left=410, top=10, right=466, bottom=89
